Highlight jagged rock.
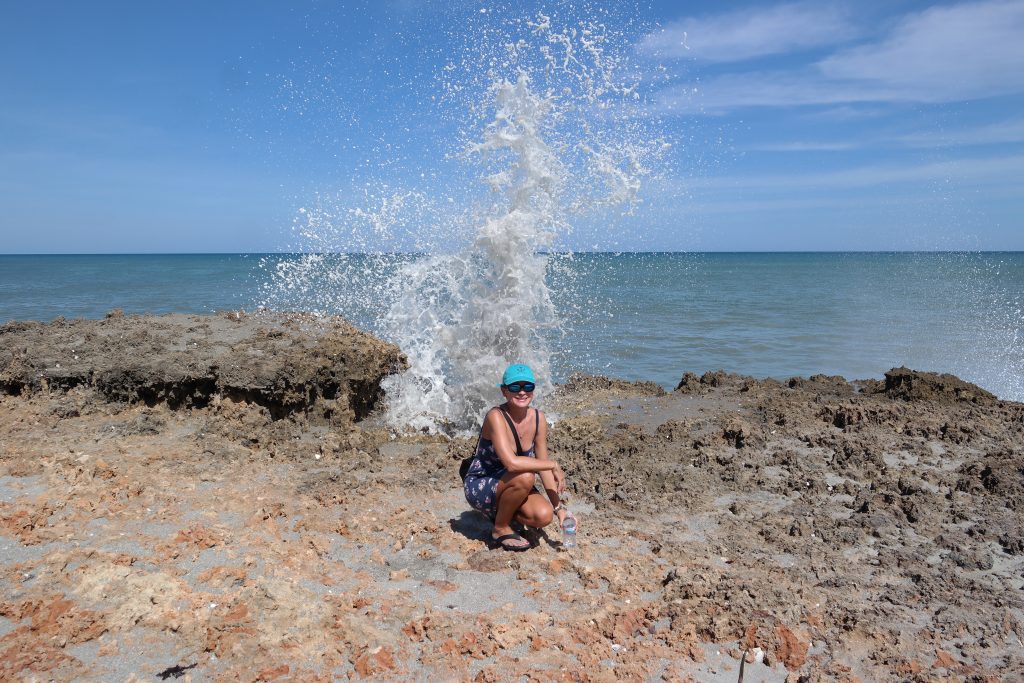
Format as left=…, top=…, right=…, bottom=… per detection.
left=0, top=312, right=405, bottom=424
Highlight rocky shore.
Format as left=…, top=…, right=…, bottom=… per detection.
left=1, top=313, right=1022, bottom=681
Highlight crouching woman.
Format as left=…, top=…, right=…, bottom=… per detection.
left=463, top=364, right=569, bottom=551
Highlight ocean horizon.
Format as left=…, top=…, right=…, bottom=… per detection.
left=2, top=251, right=1022, bottom=402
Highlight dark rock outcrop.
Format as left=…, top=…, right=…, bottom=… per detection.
left=0, top=312, right=405, bottom=424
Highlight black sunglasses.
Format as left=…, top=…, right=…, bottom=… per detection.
left=504, top=382, right=535, bottom=393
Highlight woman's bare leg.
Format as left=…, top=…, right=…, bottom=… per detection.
left=493, top=473, right=555, bottom=550
left=493, top=472, right=535, bottom=536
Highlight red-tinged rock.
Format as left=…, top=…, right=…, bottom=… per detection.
left=0, top=507, right=51, bottom=545
left=401, top=620, right=423, bottom=642
left=205, top=601, right=258, bottom=658
left=223, top=603, right=249, bottom=622
left=741, top=622, right=758, bottom=650
left=774, top=624, right=809, bottom=669
left=256, top=664, right=290, bottom=680
left=660, top=667, right=695, bottom=683
left=173, top=523, right=226, bottom=549
left=606, top=608, right=648, bottom=641
left=933, top=649, right=959, bottom=669
left=22, top=596, right=107, bottom=645
left=472, top=666, right=508, bottom=683
left=352, top=645, right=396, bottom=676
left=0, top=600, right=30, bottom=621
left=894, top=659, right=924, bottom=675
left=195, top=565, right=247, bottom=588
left=351, top=597, right=372, bottom=610
left=93, top=458, right=116, bottom=479
left=0, top=639, right=78, bottom=677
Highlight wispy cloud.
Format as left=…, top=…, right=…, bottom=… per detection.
left=693, top=153, right=1024, bottom=193
left=744, top=141, right=859, bottom=152
left=646, top=0, right=1024, bottom=112
left=638, top=1, right=856, bottom=63
left=804, top=105, right=889, bottom=122
left=738, top=117, right=1024, bottom=155
left=895, top=117, right=1024, bottom=147
left=651, top=71, right=897, bottom=114
left=819, top=0, right=1024, bottom=100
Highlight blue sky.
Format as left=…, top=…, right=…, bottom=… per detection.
left=1, top=0, right=1022, bottom=253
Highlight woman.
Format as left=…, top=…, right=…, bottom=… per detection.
left=463, top=363, right=570, bottom=551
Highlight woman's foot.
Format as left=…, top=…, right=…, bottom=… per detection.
left=491, top=527, right=530, bottom=551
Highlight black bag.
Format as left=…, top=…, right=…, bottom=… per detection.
left=459, top=456, right=473, bottom=481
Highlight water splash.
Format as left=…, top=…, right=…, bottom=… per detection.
left=381, top=10, right=666, bottom=431
left=381, top=73, right=564, bottom=431
left=255, top=186, right=448, bottom=325
left=257, top=6, right=668, bottom=432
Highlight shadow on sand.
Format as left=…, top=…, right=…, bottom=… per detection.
left=449, top=510, right=562, bottom=550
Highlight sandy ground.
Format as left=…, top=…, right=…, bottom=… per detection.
left=1, top=314, right=1022, bottom=682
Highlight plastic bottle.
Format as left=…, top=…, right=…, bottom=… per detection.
left=561, top=509, right=577, bottom=549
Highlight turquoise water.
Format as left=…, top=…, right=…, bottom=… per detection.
left=1, top=252, right=1021, bottom=401
left=549, top=252, right=1023, bottom=401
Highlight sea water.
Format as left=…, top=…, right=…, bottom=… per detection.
left=1, top=252, right=1021, bottom=404
left=2, top=8, right=1022, bottom=419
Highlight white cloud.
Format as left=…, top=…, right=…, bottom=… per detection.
left=648, top=0, right=1024, bottom=112
left=639, top=1, right=856, bottom=63
left=736, top=117, right=1024, bottom=154
left=651, top=71, right=898, bottom=114
left=819, top=0, right=1024, bottom=100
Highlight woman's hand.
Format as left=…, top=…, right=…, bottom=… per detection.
left=552, top=463, right=566, bottom=495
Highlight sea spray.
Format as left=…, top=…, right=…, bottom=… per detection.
left=381, top=72, right=564, bottom=430
left=256, top=184, right=455, bottom=324
left=258, top=6, right=669, bottom=431
left=380, top=11, right=667, bottom=431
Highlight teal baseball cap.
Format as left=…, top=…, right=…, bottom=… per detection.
left=500, top=363, right=535, bottom=387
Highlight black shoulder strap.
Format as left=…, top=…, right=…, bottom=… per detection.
left=498, top=406, right=525, bottom=456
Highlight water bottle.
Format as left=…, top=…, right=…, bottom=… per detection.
left=561, top=509, right=577, bottom=549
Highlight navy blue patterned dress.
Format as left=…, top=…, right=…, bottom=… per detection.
left=463, top=408, right=536, bottom=519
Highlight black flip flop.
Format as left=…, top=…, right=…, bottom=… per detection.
left=492, top=532, right=530, bottom=552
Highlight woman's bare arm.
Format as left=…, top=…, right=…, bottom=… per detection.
left=534, top=412, right=566, bottom=506
left=485, top=408, right=557, bottom=475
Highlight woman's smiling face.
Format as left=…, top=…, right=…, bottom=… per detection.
left=501, top=384, right=534, bottom=409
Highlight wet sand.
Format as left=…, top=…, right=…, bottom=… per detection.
left=1, top=314, right=1022, bottom=681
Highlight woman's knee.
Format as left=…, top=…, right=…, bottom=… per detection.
left=519, top=498, right=553, bottom=528
left=532, top=506, right=554, bottom=528
left=503, top=472, right=535, bottom=491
